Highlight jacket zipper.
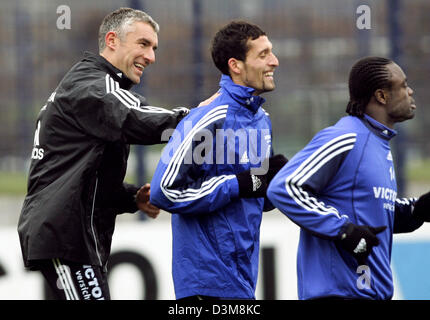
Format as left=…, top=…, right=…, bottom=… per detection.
left=91, top=175, right=103, bottom=266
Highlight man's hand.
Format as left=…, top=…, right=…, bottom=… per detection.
left=236, top=170, right=268, bottom=198
left=337, top=223, right=386, bottom=265
left=136, top=183, right=160, bottom=219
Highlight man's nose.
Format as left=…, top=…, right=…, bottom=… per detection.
left=144, top=48, right=156, bottom=65
left=270, top=52, right=279, bottom=67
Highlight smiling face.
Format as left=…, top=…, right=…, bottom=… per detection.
left=232, top=35, right=279, bottom=95
left=384, top=63, right=416, bottom=125
left=103, top=21, right=158, bottom=84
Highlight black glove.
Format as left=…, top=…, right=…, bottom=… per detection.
left=413, top=191, right=430, bottom=222
left=337, top=223, right=387, bottom=265
left=267, top=154, right=288, bottom=182
left=236, top=170, right=268, bottom=198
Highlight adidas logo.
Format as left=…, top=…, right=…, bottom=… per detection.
left=353, top=238, right=367, bottom=254
left=251, top=175, right=262, bottom=191
left=240, top=151, right=249, bottom=164
left=31, top=121, right=45, bottom=160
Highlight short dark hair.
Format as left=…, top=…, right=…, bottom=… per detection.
left=346, top=56, right=393, bottom=117
left=211, top=21, right=266, bottom=76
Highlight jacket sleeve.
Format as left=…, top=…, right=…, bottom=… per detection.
left=393, top=197, right=424, bottom=233
left=149, top=107, right=240, bottom=215
left=96, top=180, right=139, bottom=214
left=263, top=147, right=275, bottom=212
left=267, top=131, right=354, bottom=238
left=66, top=81, right=189, bottom=144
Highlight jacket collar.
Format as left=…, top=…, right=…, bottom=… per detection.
left=219, top=74, right=265, bottom=113
left=361, top=114, right=397, bottom=140
left=82, top=51, right=135, bottom=90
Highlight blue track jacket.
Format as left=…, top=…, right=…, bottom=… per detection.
left=150, top=75, right=274, bottom=299
left=267, top=115, right=421, bottom=300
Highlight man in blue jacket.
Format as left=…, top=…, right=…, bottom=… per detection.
left=267, top=56, right=430, bottom=300
left=150, top=21, right=287, bottom=299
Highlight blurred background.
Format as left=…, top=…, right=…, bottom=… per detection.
left=0, top=0, right=429, bottom=299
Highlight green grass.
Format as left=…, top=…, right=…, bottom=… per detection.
left=407, top=159, right=430, bottom=182
left=0, top=171, right=138, bottom=196
left=0, top=158, right=428, bottom=196
left=0, top=171, right=28, bottom=195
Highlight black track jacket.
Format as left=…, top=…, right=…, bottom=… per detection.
left=17, top=52, right=189, bottom=269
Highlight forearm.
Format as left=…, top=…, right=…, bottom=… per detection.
left=150, top=174, right=240, bottom=215
left=122, top=106, right=189, bottom=145
left=103, top=183, right=139, bottom=214
left=267, top=175, right=349, bottom=239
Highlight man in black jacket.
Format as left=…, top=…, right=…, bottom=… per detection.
left=17, top=8, right=190, bottom=300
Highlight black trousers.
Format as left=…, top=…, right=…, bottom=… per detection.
left=37, top=258, right=110, bottom=300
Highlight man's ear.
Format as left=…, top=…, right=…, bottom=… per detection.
left=104, top=31, right=119, bottom=51
left=227, top=58, right=243, bottom=76
left=374, top=88, right=389, bottom=105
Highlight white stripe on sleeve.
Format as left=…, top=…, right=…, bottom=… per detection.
left=285, top=133, right=357, bottom=218
left=160, top=105, right=236, bottom=202
left=105, top=74, right=175, bottom=114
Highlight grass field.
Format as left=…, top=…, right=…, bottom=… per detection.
left=0, top=171, right=28, bottom=195
left=0, top=158, right=429, bottom=195
left=406, top=158, right=430, bottom=182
